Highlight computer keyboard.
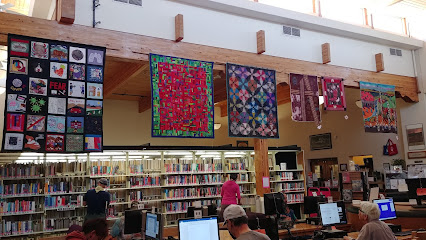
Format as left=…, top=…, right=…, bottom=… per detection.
left=394, top=231, right=412, bottom=236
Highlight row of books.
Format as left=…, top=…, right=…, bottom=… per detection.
left=275, top=182, right=304, bottom=192
left=44, top=195, right=84, bottom=209
left=286, top=193, right=304, bottom=204
left=240, top=196, right=255, bottom=206
left=107, top=206, right=117, bottom=219
left=228, top=173, right=249, bottom=182
left=275, top=172, right=298, bottom=180
left=44, top=181, right=77, bottom=194
left=239, top=185, right=253, bottom=194
left=0, top=200, right=38, bottom=215
left=129, top=159, right=162, bottom=174
left=164, top=199, right=222, bottom=213
left=0, top=220, right=42, bottom=236
left=164, top=174, right=223, bottom=185
left=90, top=165, right=120, bottom=176
left=163, top=187, right=221, bottom=199
left=129, top=176, right=161, bottom=187
left=164, top=163, right=223, bottom=173
left=45, top=162, right=87, bottom=176
left=0, top=183, right=42, bottom=196
left=44, top=217, right=83, bottom=232
left=0, top=164, right=42, bottom=179
left=227, top=162, right=246, bottom=171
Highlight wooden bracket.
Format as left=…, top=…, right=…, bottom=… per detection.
left=139, top=96, right=151, bottom=113
left=375, top=53, right=384, bottom=72
left=175, top=14, right=184, bottom=42
left=322, top=43, right=331, bottom=64
left=57, top=0, right=75, bottom=24
left=257, top=30, right=265, bottom=54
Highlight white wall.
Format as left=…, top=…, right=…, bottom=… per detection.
left=75, top=0, right=415, bottom=77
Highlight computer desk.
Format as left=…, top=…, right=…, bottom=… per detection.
left=347, top=231, right=415, bottom=240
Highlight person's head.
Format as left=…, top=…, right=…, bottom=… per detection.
left=83, top=218, right=108, bottom=240
left=281, top=192, right=288, bottom=204
left=98, top=178, right=108, bottom=188
left=229, top=173, right=238, bottom=181
left=67, top=224, right=83, bottom=234
left=223, top=205, right=249, bottom=238
left=358, top=202, right=381, bottom=222
left=130, top=201, right=139, bottom=209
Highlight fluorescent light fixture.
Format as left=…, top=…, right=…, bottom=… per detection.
left=319, top=96, right=324, bottom=105
left=355, top=100, right=363, bottom=109
left=90, top=152, right=125, bottom=156
left=15, top=160, right=34, bottom=164
left=224, top=152, right=247, bottom=155
left=128, top=151, right=161, bottom=156
left=164, top=151, right=192, bottom=155
left=214, top=123, right=221, bottom=130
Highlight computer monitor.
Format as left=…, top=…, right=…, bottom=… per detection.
left=336, top=201, right=347, bottom=224
left=178, top=217, right=219, bottom=240
left=406, top=178, right=426, bottom=201
left=373, top=198, right=397, bottom=221
left=124, top=209, right=143, bottom=234
left=319, top=202, right=341, bottom=226
left=264, top=192, right=286, bottom=215
left=304, top=195, right=326, bottom=214
left=145, top=212, right=163, bottom=240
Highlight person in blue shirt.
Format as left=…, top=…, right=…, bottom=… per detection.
left=83, top=178, right=110, bottom=222
left=281, top=192, right=297, bottom=222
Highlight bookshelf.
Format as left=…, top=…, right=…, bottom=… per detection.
left=339, top=171, right=369, bottom=202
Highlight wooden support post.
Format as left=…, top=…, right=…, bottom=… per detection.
left=254, top=138, right=270, bottom=196
left=56, top=0, right=75, bottom=24
left=375, top=53, right=384, bottom=72
left=257, top=30, right=265, bottom=54
left=175, top=14, right=184, bottom=42
left=139, top=96, right=151, bottom=113
left=322, top=43, right=331, bottom=64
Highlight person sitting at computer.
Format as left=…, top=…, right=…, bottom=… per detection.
left=223, top=205, right=271, bottom=240
left=280, top=192, right=297, bottom=222
left=66, top=218, right=114, bottom=240
left=220, top=173, right=241, bottom=221
left=344, top=202, right=396, bottom=240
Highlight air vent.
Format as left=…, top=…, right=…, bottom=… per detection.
left=114, top=0, right=142, bottom=6
left=396, top=49, right=402, bottom=56
left=390, top=48, right=402, bottom=57
left=283, top=25, right=301, bottom=37
left=283, top=26, right=292, bottom=35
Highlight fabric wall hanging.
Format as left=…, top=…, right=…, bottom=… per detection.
left=290, top=73, right=321, bottom=125
left=2, top=34, right=105, bottom=153
left=226, top=63, right=279, bottom=138
left=321, top=77, right=346, bottom=111
left=150, top=53, right=214, bottom=138
left=360, top=81, right=397, bottom=133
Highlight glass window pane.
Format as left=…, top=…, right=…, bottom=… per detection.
left=320, top=0, right=364, bottom=25
left=373, top=14, right=404, bottom=35
left=258, top=0, right=314, bottom=14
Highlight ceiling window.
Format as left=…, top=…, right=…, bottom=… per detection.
left=257, top=0, right=314, bottom=14
left=320, top=0, right=365, bottom=25
left=372, top=14, right=404, bottom=35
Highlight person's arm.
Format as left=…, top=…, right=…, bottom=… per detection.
left=236, top=184, right=241, bottom=204
left=221, top=183, right=224, bottom=197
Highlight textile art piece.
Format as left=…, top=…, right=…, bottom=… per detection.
left=360, top=81, right=397, bottom=133
left=2, top=34, right=105, bottom=152
left=226, top=63, right=279, bottom=138
left=289, top=73, right=321, bottom=125
left=150, top=53, right=214, bottom=138
left=321, top=77, right=346, bottom=111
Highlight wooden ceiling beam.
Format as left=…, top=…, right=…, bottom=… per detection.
left=104, top=62, right=148, bottom=98
left=0, top=13, right=418, bottom=102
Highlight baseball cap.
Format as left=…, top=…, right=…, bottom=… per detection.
left=223, top=205, right=247, bottom=226
left=99, top=178, right=108, bottom=186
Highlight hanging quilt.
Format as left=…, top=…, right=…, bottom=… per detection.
left=150, top=53, right=214, bottom=138
left=360, top=82, right=397, bottom=133
left=2, top=34, right=105, bottom=153
left=290, top=73, right=321, bottom=125
left=226, top=63, right=279, bottom=138
left=321, top=77, right=346, bottom=111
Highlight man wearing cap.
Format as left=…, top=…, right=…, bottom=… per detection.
left=83, top=178, right=110, bottom=222
left=223, top=205, right=270, bottom=240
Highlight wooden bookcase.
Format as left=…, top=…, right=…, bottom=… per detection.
left=339, top=171, right=369, bottom=203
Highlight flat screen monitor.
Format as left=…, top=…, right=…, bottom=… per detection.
left=319, top=202, right=340, bottom=226
left=264, top=192, right=285, bottom=215
left=178, top=217, right=219, bottom=240
left=406, top=178, right=426, bottom=200
left=336, top=201, right=347, bottom=224
left=373, top=198, right=397, bottom=221
left=145, top=213, right=163, bottom=240
left=304, top=195, right=326, bottom=214
left=124, top=210, right=142, bottom=234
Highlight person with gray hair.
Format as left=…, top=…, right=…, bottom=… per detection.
left=344, top=202, right=396, bottom=240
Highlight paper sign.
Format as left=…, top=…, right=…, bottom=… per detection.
left=194, top=210, right=202, bottom=219
left=263, top=177, right=270, bottom=188
left=398, top=184, right=408, bottom=192
left=417, top=188, right=426, bottom=196
left=369, top=187, right=380, bottom=202
left=409, top=199, right=418, bottom=205
left=280, top=163, right=287, bottom=171
left=312, top=192, right=318, bottom=197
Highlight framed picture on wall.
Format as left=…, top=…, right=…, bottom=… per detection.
left=406, top=124, right=425, bottom=151
left=309, top=133, right=332, bottom=151
left=340, top=164, right=347, bottom=172
left=383, top=163, right=391, bottom=172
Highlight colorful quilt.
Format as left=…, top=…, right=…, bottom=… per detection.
left=226, top=63, right=279, bottom=138
left=321, top=77, right=346, bottom=111
left=360, top=82, right=397, bottom=133
left=290, top=73, right=321, bottom=125
left=150, top=54, right=214, bottom=138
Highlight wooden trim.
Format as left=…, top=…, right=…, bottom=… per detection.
left=175, top=14, right=184, bottom=42
left=138, top=96, right=151, bottom=113
left=375, top=53, right=384, bottom=72
left=254, top=138, right=270, bottom=197
left=363, top=8, right=369, bottom=26
left=312, top=0, right=317, bottom=14
left=56, top=0, right=75, bottom=24
left=104, top=63, right=147, bottom=98
left=322, top=43, right=331, bottom=64
left=403, top=17, right=408, bottom=36
left=0, top=13, right=418, bottom=102
left=256, top=30, right=265, bottom=54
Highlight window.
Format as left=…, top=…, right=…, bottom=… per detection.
left=372, top=14, right=404, bottom=35
left=257, top=0, right=314, bottom=14
left=320, top=0, right=364, bottom=25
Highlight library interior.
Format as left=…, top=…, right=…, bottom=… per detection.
left=1, top=0, right=426, bottom=239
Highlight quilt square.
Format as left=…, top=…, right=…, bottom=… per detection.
left=290, top=73, right=321, bottom=125
left=26, top=115, right=46, bottom=132
left=6, top=74, right=28, bottom=94
left=10, top=57, right=28, bottom=75
left=7, top=94, right=27, bottom=113
left=10, top=39, right=29, bottom=57
left=69, top=64, right=86, bottom=81
left=87, top=82, right=103, bottom=99
left=30, top=41, right=49, bottom=59
left=321, top=77, right=346, bottom=111
left=150, top=53, right=214, bottom=138
left=48, top=97, right=66, bottom=115
left=85, top=116, right=102, bottom=134
left=86, top=100, right=102, bottom=116
left=67, top=117, right=84, bottom=133
left=47, top=115, right=66, bottom=133
left=360, top=82, right=397, bottom=133
left=29, top=78, right=48, bottom=96
left=85, top=135, right=102, bottom=151
left=50, top=62, right=67, bottom=79
left=87, top=49, right=104, bottom=66
left=27, top=95, right=47, bottom=115
left=226, top=63, right=279, bottom=138
left=24, top=132, right=45, bottom=152
left=45, top=134, right=64, bottom=152
left=50, top=44, right=68, bottom=62
left=67, top=98, right=85, bottom=116
left=28, top=59, right=49, bottom=79
left=4, top=133, right=24, bottom=150
left=66, top=134, right=84, bottom=152
left=87, top=66, right=103, bottom=83
left=48, top=79, right=67, bottom=96
left=6, top=113, right=25, bottom=132
left=69, top=46, right=86, bottom=64
left=69, top=80, right=86, bottom=98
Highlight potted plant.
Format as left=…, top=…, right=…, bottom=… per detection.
left=392, top=158, right=406, bottom=170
